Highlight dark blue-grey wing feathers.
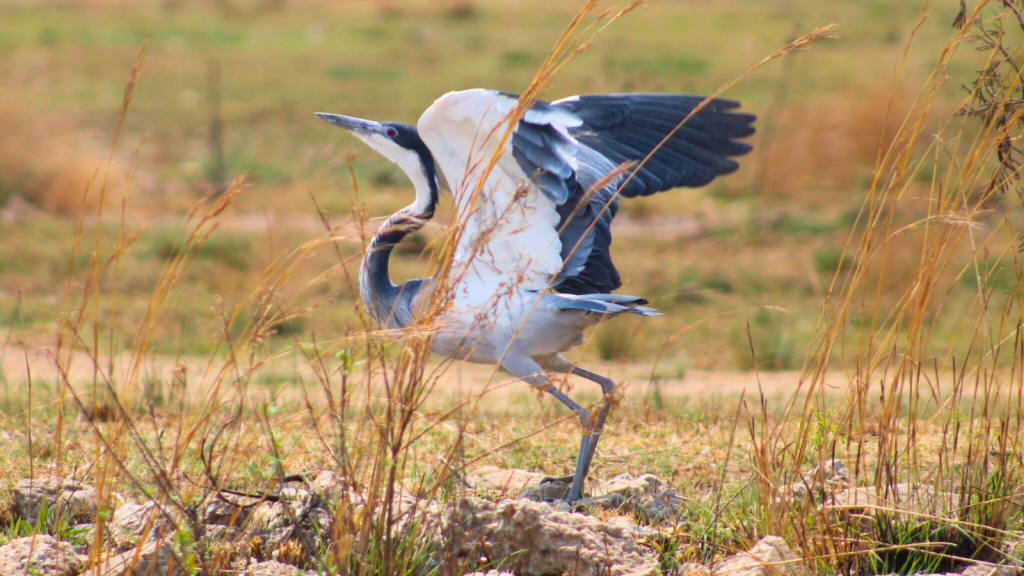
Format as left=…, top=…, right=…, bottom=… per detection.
left=506, top=91, right=755, bottom=294
left=554, top=93, right=755, bottom=197
left=552, top=147, right=621, bottom=295
left=511, top=116, right=577, bottom=204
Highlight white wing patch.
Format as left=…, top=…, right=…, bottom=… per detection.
left=418, top=89, right=576, bottom=308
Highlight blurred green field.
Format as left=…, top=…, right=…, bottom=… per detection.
left=0, top=0, right=1009, bottom=373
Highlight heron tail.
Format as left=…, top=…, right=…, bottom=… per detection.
left=550, top=293, right=661, bottom=317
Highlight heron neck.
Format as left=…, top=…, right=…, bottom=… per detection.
left=359, top=202, right=435, bottom=328
left=359, top=143, right=439, bottom=327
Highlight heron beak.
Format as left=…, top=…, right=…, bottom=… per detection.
left=315, top=113, right=386, bottom=136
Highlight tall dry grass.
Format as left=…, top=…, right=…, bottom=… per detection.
left=8, top=1, right=1024, bottom=576
left=744, top=1, right=1024, bottom=573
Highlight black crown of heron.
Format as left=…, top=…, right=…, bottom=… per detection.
left=317, top=89, right=755, bottom=502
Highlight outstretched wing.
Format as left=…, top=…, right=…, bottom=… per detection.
left=553, top=94, right=756, bottom=197
left=418, top=90, right=755, bottom=303
left=551, top=94, right=755, bottom=295
left=418, top=89, right=583, bottom=307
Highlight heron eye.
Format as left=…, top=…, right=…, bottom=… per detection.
left=386, top=127, right=398, bottom=138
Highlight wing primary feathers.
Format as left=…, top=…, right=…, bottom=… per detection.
left=554, top=93, right=755, bottom=199
left=419, top=89, right=753, bottom=298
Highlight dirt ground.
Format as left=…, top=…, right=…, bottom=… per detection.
left=0, top=340, right=848, bottom=413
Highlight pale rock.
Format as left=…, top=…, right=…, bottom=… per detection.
left=643, top=487, right=683, bottom=523
left=599, top=473, right=682, bottom=523
left=203, top=497, right=250, bottom=528
left=242, top=484, right=342, bottom=566
left=242, top=559, right=316, bottom=575
left=311, top=470, right=362, bottom=525
left=0, top=535, right=87, bottom=576
left=778, top=482, right=811, bottom=503
left=675, top=562, right=711, bottom=576
left=904, top=564, right=1020, bottom=576
left=812, top=458, right=850, bottom=485
left=312, top=470, right=345, bottom=501
left=246, top=500, right=303, bottom=555
left=95, top=539, right=184, bottom=576
left=244, top=482, right=435, bottom=566
left=712, top=536, right=806, bottom=576
left=519, top=479, right=570, bottom=502
left=602, top=473, right=669, bottom=499
left=464, top=466, right=548, bottom=497
left=13, top=478, right=99, bottom=525
left=441, top=497, right=658, bottom=576
left=624, top=566, right=661, bottom=576
left=575, top=492, right=628, bottom=512
left=391, top=492, right=441, bottom=537
left=605, top=515, right=664, bottom=541
left=204, top=524, right=230, bottom=543
left=109, top=500, right=174, bottom=551
left=959, top=563, right=1021, bottom=576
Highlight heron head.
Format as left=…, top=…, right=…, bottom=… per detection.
left=315, top=113, right=430, bottom=168
left=316, top=113, right=439, bottom=209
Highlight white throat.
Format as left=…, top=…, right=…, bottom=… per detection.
left=357, top=132, right=434, bottom=215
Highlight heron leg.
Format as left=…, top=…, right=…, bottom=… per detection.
left=534, top=355, right=618, bottom=502
left=538, top=385, right=595, bottom=502
left=569, top=366, right=617, bottom=488
left=502, top=354, right=593, bottom=501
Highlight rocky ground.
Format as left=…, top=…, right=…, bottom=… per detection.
left=0, top=463, right=1019, bottom=576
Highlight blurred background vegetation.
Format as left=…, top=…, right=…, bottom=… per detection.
left=0, top=0, right=1004, bottom=373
